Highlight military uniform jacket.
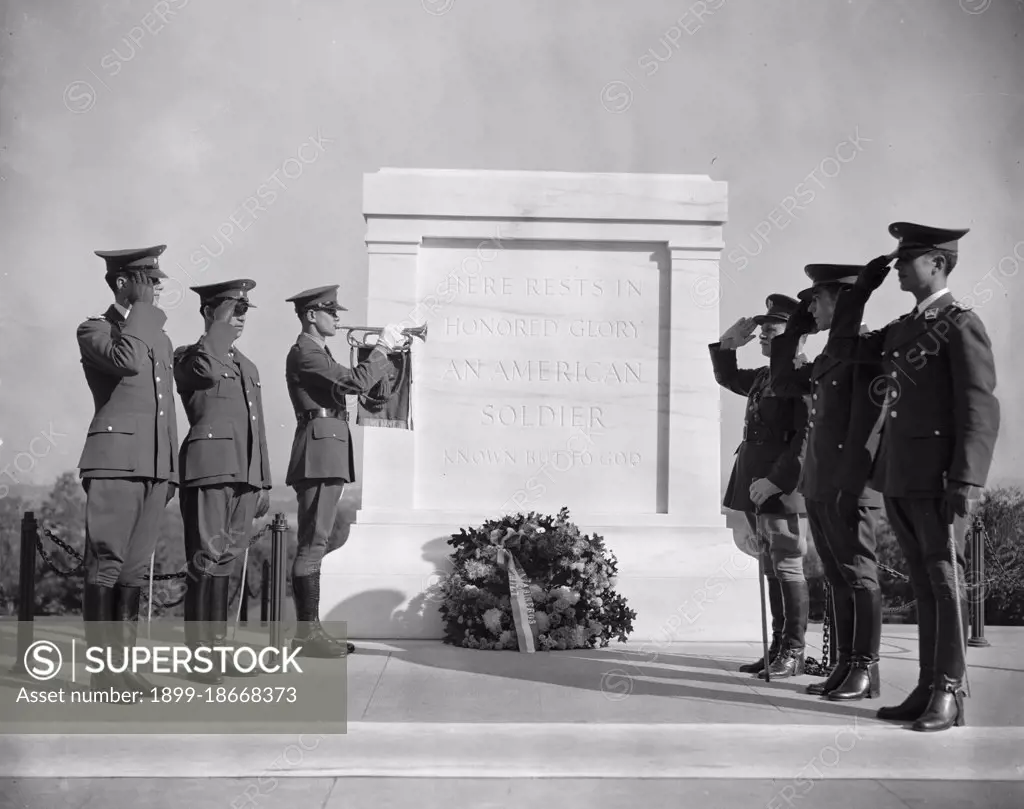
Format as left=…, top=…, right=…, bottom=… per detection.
left=76, top=302, right=179, bottom=483
left=770, top=331, right=884, bottom=507
left=284, top=333, right=391, bottom=487
left=710, top=343, right=809, bottom=515
left=173, top=322, right=271, bottom=490
left=825, top=287, right=1000, bottom=497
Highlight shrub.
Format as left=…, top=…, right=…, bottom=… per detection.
left=438, top=507, right=636, bottom=650
left=969, top=486, right=1024, bottom=626
left=875, top=512, right=918, bottom=622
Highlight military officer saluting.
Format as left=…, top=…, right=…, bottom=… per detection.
left=284, top=285, right=406, bottom=657
left=769, top=264, right=886, bottom=701
left=710, top=294, right=811, bottom=679
left=173, top=279, right=271, bottom=683
left=825, top=222, right=1000, bottom=732
left=76, top=245, right=179, bottom=695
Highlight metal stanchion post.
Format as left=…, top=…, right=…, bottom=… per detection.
left=268, top=513, right=288, bottom=649
left=968, top=520, right=990, bottom=648
left=260, top=560, right=270, bottom=627
left=12, top=512, right=39, bottom=674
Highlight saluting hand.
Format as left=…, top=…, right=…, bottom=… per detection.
left=787, top=299, right=817, bottom=336
left=719, top=317, right=757, bottom=350
left=855, top=254, right=895, bottom=293
left=211, top=297, right=237, bottom=325
left=125, top=271, right=156, bottom=306
left=749, top=477, right=782, bottom=507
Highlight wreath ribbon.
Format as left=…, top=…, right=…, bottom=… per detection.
left=495, top=547, right=539, bottom=653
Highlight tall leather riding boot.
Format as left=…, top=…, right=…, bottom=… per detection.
left=83, top=583, right=132, bottom=692
left=912, top=586, right=969, bottom=732
left=114, top=585, right=156, bottom=695
left=877, top=591, right=936, bottom=721
left=761, top=579, right=808, bottom=679
left=210, top=575, right=259, bottom=678
left=740, top=577, right=783, bottom=673
left=184, top=574, right=223, bottom=685
left=291, top=574, right=347, bottom=658
left=913, top=674, right=965, bottom=732
left=828, top=588, right=882, bottom=701
left=807, top=583, right=853, bottom=696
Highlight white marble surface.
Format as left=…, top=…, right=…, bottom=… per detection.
left=321, top=169, right=747, bottom=639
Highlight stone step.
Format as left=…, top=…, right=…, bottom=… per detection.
left=3, top=722, right=1023, bottom=780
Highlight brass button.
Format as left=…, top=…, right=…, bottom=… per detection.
left=811, top=408, right=816, bottom=415
left=812, top=394, right=818, bottom=400
left=891, top=411, right=897, bottom=418
left=934, top=430, right=940, bottom=435
left=832, top=380, right=837, bottom=386
left=838, top=443, right=843, bottom=449
left=208, top=433, right=213, bottom=437
left=106, top=426, right=112, bottom=431
left=893, top=351, right=900, bottom=358
left=891, top=371, right=897, bottom=378
left=155, top=376, right=160, bottom=382
left=159, top=411, right=164, bottom=416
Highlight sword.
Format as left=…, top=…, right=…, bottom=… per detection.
left=147, top=551, right=156, bottom=640
left=758, top=546, right=771, bottom=682
left=752, top=507, right=771, bottom=683
left=233, top=546, right=250, bottom=642
left=948, top=523, right=971, bottom=698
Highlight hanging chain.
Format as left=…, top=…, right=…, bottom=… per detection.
left=33, top=521, right=273, bottom=580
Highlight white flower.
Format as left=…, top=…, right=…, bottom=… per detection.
left=483, top=607, right=504, bottom=635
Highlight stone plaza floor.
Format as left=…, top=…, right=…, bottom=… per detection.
left=1, top=625, right=1022, bottom=807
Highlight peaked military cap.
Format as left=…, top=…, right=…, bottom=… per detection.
left=889, top=222, right=969, bottom=256
left=95, top=245, right=168, bottom=278
left=753, top=293, right=799, bottom=325
left=190, top=278, right=257, bottom=306
left=285, top=284, right=348, bottom=313
left=797, top=264, right=862, bottom=301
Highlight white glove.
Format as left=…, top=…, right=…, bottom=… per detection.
left=377, top=324, right=406, bottom=351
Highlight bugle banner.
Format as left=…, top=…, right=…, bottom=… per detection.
left=495, top=547, right=540, bottom=653
left=352, top=345, right=412, bottom=429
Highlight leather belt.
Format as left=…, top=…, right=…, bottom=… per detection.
left=743, top=428, right=794, bottom=444
left=296, top=408, right=348, bottom=422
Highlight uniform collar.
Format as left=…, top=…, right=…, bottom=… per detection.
left=301, top=331, right=328, bottom=349
left=915, top=287, right=950, bottom=315
left=112, top=302, right=130, bottom=320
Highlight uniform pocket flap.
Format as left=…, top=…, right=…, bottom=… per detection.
left=311, top=419, right=345, bottom=440
left=87, top=416, right=137, bottom=435
left=187, top=423, right=234, bottom=441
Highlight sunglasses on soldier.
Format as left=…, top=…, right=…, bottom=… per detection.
left=309, top=303, right=342, bottom=316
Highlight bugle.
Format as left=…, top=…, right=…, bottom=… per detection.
left=345, top=323, right=428, bottom=348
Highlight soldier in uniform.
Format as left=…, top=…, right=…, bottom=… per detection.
left=769, top=264, right=886, bottom=701
left=710, top=294, right=811, bottom=679
left=825, top=223, right=1000, bottom=731
left=76, top=245, right=179, bottom=694
left=173, top=280, right=271, bottom=684
left=284, top=285, right=406, bottom=657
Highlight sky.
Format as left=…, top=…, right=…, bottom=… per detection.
left=0, top=0, right=1021, bottom=499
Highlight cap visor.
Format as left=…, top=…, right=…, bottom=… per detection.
left=752, top=315, right=787, bottom=326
